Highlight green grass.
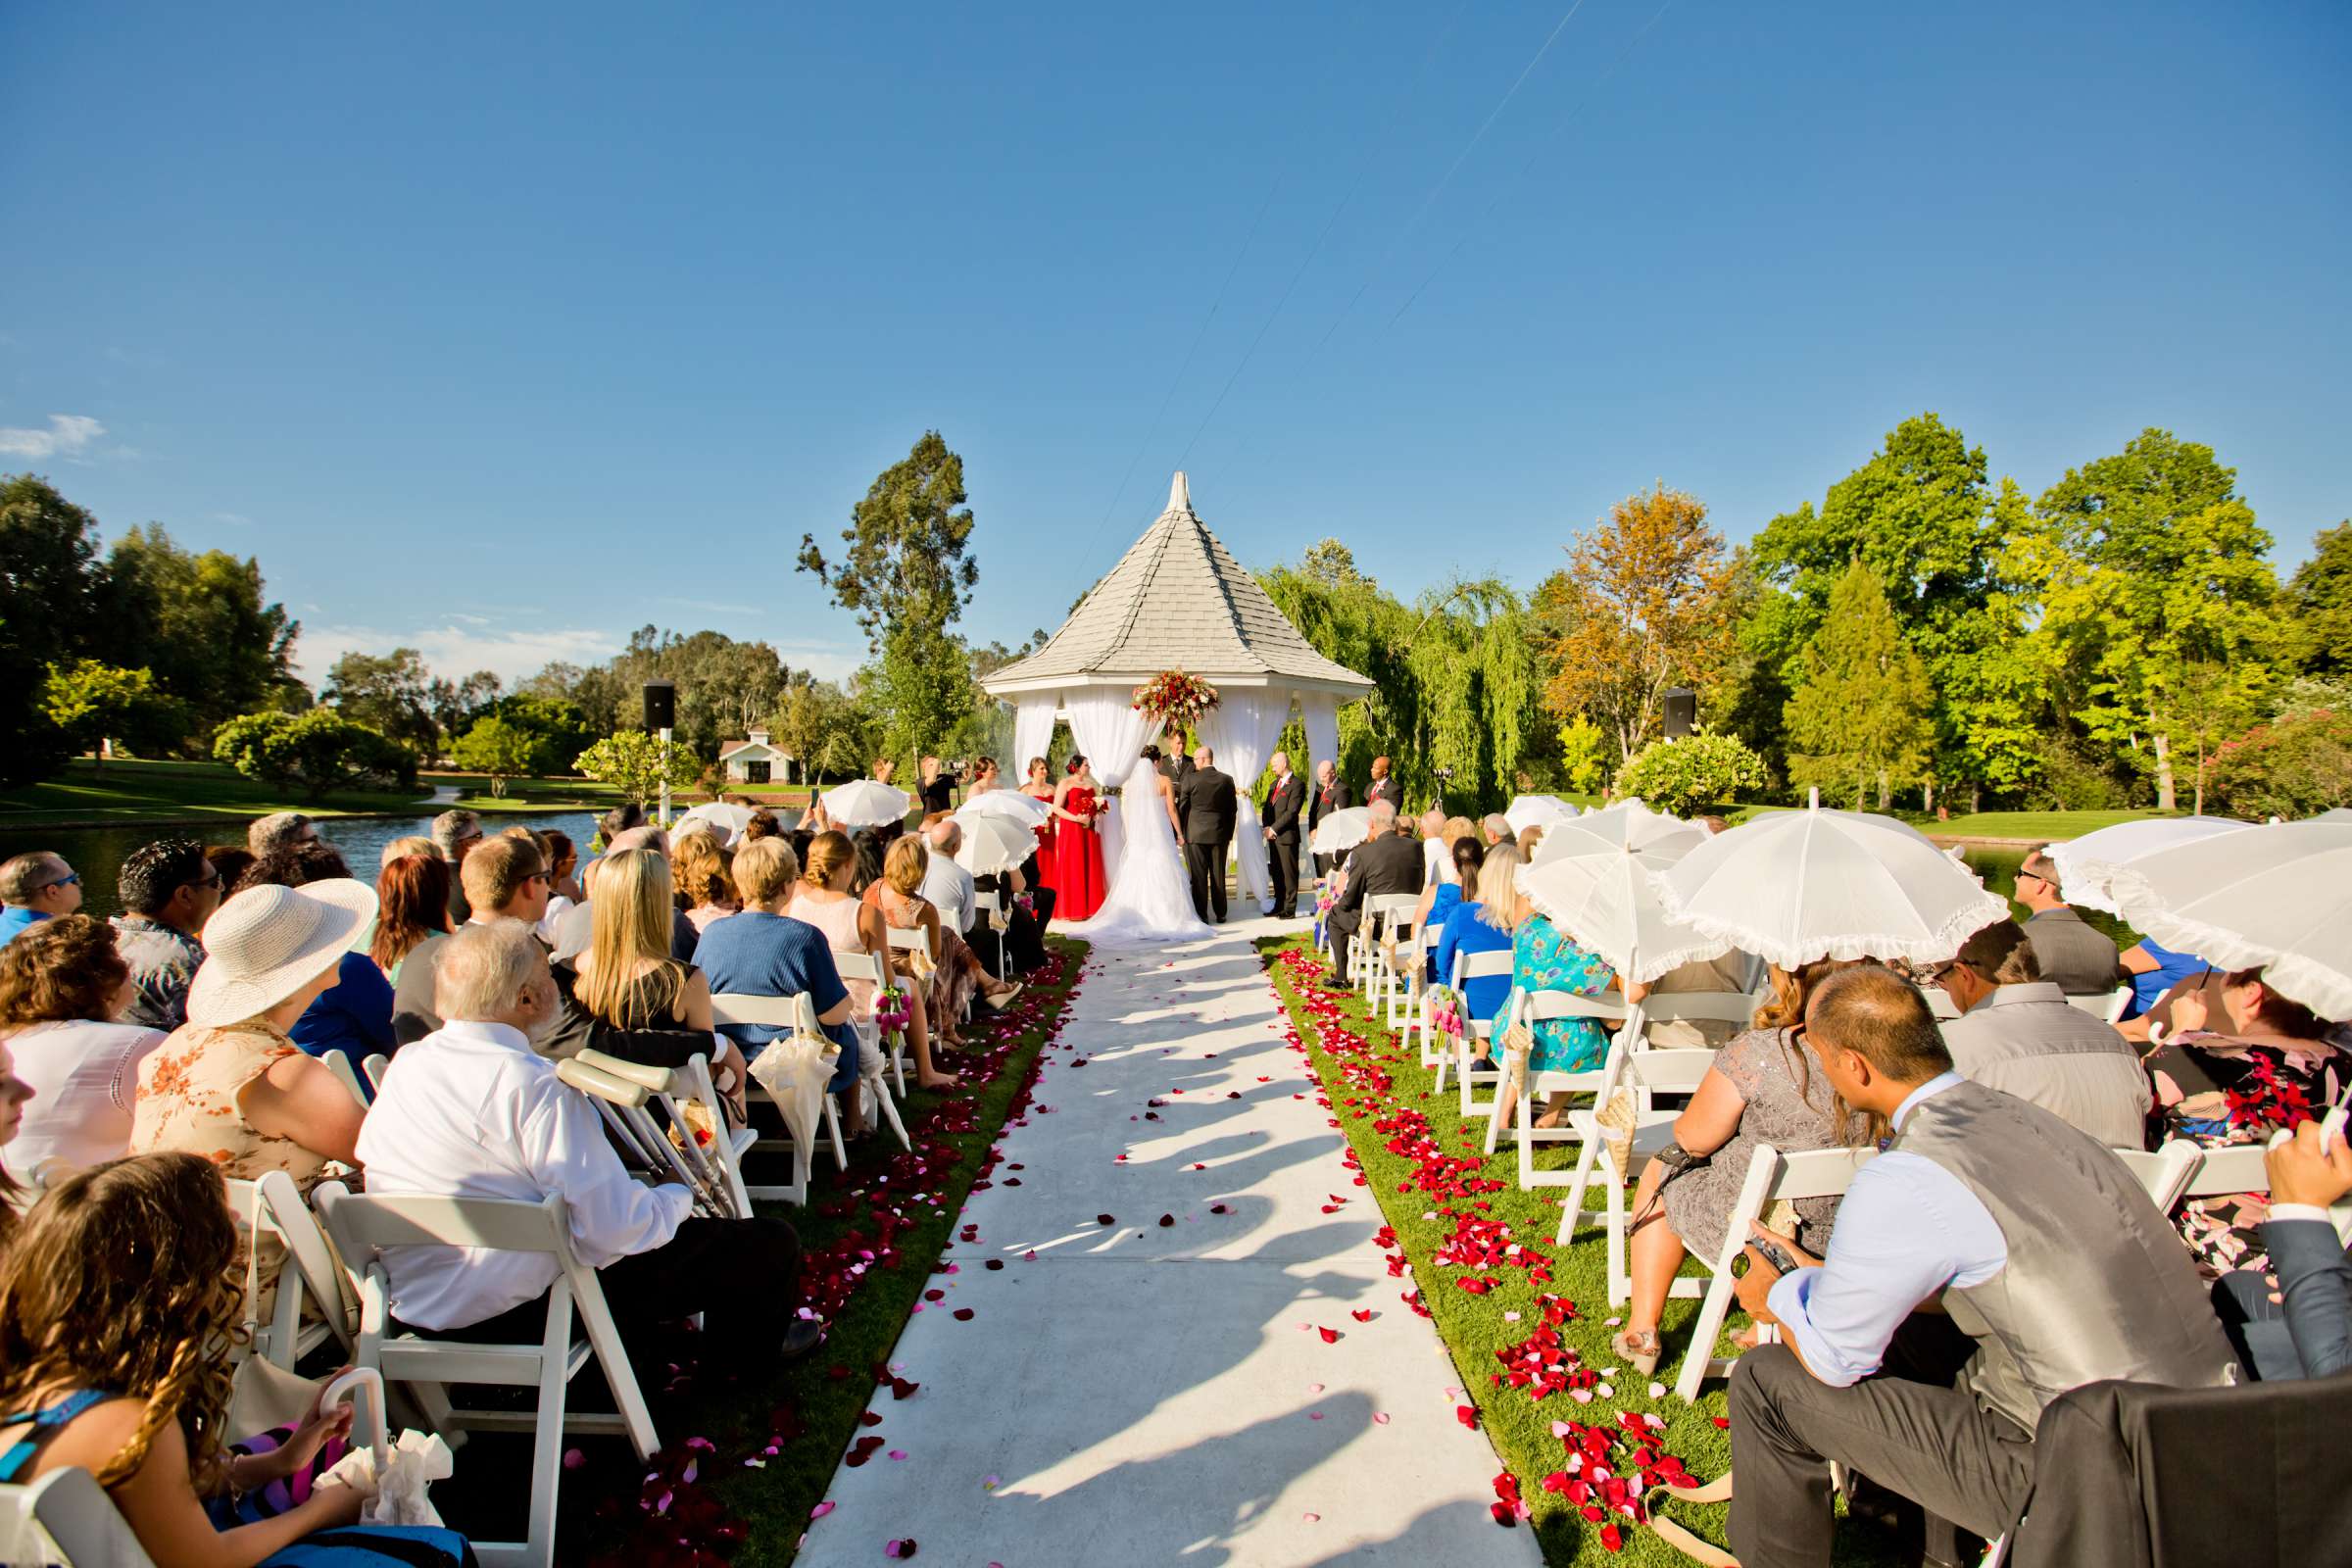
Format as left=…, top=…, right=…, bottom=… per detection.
left=0, top=758, right=434, bottom=825
left=448, top=942, right=1089, bottom=1565
left=1257, top=935, right=1901, bottom=1567
left=427, top=771, right=624, bottom=812
left=1925, top=808, right=2169, bottom=841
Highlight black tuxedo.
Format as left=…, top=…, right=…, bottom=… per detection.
left=1177, top=765, right=1238, bottom=923
left=1308, top=775, right=1353, bottom=876
left=1366, top=774, right=1403, bottom=815
left=1322, top=830, right=1425, bottom=984
left=1160, top=754, right=1196, bottom=837
left=1265, top=772, right=1305, bottom=918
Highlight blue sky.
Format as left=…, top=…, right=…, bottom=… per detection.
left=5, top=1, right=2347, bottom=693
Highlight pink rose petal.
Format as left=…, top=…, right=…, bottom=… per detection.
left=1373, top=1411, right=1391, bottom=1424
left=809, top=1500, right=835, bottom=1519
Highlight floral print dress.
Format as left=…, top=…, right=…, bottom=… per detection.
left=2147, top=1029, right=2345, bottom=1276
left=1505, top=913, right=1617, bottom=1073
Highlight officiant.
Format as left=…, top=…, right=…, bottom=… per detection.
left=1178, top=747, right=1238, bottom=924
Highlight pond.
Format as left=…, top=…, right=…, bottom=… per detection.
left=0, top=811, right=604, bottom=920
left=1958, top=845, right=2140, bottom=949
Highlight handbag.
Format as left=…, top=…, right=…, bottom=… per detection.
left=228, top=1182, right=328, bottom=1440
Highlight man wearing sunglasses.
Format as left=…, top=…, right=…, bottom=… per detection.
left=113, top=837, right=224, bottom=1029
left=2011, top=847, right=2127, bottom=996
left=0, top=852, right=85, bottom=946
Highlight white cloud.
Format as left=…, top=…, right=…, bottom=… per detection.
left=209, top=511, right=257, bottom=528
left=0, top=414, right=105, bottom=460
left=295, top=622, right=625, bottom=691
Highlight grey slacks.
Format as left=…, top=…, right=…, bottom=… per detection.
left=1728, top=1329, right=2034, bottom=1567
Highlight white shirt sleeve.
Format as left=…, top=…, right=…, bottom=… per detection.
left=1765, top=1151, right=2007, bottom=1387
left=517, top=1075, right=694, bottom=1268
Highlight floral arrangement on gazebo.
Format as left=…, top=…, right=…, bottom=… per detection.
left=1131, top=669, right=1220, bottom=729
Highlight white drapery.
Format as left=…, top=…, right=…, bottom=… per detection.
left=1061, top=687, right=1158, bottom=893
left=1300, top=691, right=1341, bottom=788
left=1010, top=695, right=1059, bottom=777
left=1199, top=688, right=1293, bottom=912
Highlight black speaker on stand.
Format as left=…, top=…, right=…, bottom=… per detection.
left=643, top=680, right=676, bottom=733
left=1662, top=687, right=1696, bottom=739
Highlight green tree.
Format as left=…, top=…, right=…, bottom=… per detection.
left=2035, top=428, right=2290, bottom=810
left=1751, top=416, right=2051, bottom=806
left=1615, top=730, right=1770, bottom=817
left=2206, top=707, right=2352, bottom=819
left=323, top=649, right=440, bottom=756
left=427, top=669, right=502, bottom=747
left=0, top=474, right=103, bottom=783
left=212, top=710, right=410, bottom=798
left=574, top=729, right=704, bottom=806
left=92, top=524, right=302, bottom=734
left=1557, top=714, right=1612, bottom=795
left=451, top=714, right=537, bottom=797
left=471, top=694, right=597, bottom=776
left=42, top=662, right=191, bottom=768
left=1784, top=559, right=1936, bottom=809
left=2290, top=521, right=2352, bottom=677
left=766, top=680, right=874, bottom=783
left=799, top=432, right=980, bottom=758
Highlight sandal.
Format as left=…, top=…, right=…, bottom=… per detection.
left=1612, top=1328, right=1663, bottom=1378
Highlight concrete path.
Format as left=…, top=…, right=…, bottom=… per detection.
left=797, top=917, right=1539, bottom=1568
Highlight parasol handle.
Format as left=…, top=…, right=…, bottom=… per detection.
left=320, top=1365, right=391, bottom=1473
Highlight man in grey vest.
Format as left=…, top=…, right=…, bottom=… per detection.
left=1931, top=918, right=2149, bottom=1148
left=2014, top=847, right=2126, bottom=996
left=1726, top=967, right=2236, bottom=1567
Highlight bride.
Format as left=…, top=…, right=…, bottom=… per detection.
left=1069, top=745, right=1211, bottom=946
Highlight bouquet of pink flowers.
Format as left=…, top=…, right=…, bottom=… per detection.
left=1425, top=984, right=1465, bottom=1039
left=873, top=987, right=911, bottom=1032
left=1131, top=669, right=1220, bottom=729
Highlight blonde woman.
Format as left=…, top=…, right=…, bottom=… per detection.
left=568, top=848, right=747, bottom=1117
left=790, top=831, right=958, bottom=1092
left=1411, top=814, right=1480, bottom=932
left=671, top=827, right=739, bottom=934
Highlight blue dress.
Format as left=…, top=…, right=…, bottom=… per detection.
left=2125, top=938, right=2209, bottom=1018
left=1421, top=883, right=1464, bottom=981
left=290, top=951, right=396, bottom=1084
left=1435, top=901, right=1513, bottom=1025
left=1507, top=913, right=1617, bottom=1072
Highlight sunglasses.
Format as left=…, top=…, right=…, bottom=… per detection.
left=42, top=873, right=81, bottom=891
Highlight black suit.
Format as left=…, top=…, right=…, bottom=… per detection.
left=1265, top=772, right=1305, bottom=917
left=1178, top=765, right=1238, bottom=923
left=1366, top=774, right=1403, bottom=815
left=1160, top=754, right=1196, bottom=837
left=1308, top=776, right=1353, bottom=876
left=1323, top=830, right=1423, bottom=983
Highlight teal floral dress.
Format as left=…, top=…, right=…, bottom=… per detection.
left=1504, top=913, right=1617, bottom=1073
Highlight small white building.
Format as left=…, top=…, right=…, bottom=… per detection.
left=718, top=727, right=797, bottom=785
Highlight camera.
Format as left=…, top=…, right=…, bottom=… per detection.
left=943, top=760, right=966, bottom=778
left=1434, top=766, right=1455, bottom=782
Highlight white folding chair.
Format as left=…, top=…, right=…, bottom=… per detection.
left=2180, top=1142, right=2270, bottom=1204
left=320, top=1050, right=370, bottom=1107
left=832, top=949, right=910, bottom=1101
left=314, top=1182, right=660, bottom=1568
left=1674, top=1142, right=1880, bottom=1400
left=2064, top=985, right=2133, bottom=1025
left=225, top=1174, right=343, bottom=1369
left=1492, top=989, right=1749, bottom=1166
left=1399, top=921, right=1446, bottom=1064
left=1488, top=987, right=1632, bottom=1158
left=2108, top=1140, right=2202, bottom=1214
left=1438, top=950, right=1517, bottom=1114
left=1547, top=1047, right=1721, bottom=1303
left=1357, top=894, right=1416, bottom=1006
left=361, top=1053, right=391, bottom=1093
left=710, top=990, right=845, bottom=1193
left=555, top=1052, right=747, bottom=1219
left=0, top=1466, right=159, bottom=1567
left=970, top=888, right=1009, bottom=976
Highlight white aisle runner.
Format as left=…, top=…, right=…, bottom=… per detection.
left=796, top=917, right=1538, bottom=1567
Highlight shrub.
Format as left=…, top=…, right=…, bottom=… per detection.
left=214, top=710, right=413, bottom=797
left=1615, top=730, right=1771, bottom=818
left=575, top=729, right=705, bottom=806
left=2205, top=708, right=2352, bottom=820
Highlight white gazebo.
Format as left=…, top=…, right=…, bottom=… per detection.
left=980, top=472, right=1374, bottom=910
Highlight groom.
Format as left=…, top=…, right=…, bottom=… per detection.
left=1179, top=745, right=1238, bottom=924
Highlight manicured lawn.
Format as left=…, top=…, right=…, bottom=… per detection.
left=427, top=771, right=625, bottom=812
left=426, top=942, right=1087, bottom=1566
left=1927, top=808, right=2168, bottom=841
left=0, top=758, right=433, bottom=825
left=1257, top=935, right=1900, bottom=1567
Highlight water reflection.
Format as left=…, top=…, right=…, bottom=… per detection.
left=0, top=812, right=602, bottom=920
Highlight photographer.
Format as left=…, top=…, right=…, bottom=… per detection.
left=917, top=756, right=957, bottom=816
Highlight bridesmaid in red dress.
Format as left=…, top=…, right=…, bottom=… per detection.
left=1045, top=755, right=1108, bottom=921
left=1019, top=756, right=1058, bottom=879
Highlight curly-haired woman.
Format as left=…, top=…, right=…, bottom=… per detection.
left=0, top=915, right=167, bottom=1184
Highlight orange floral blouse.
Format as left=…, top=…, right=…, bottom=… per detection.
left=128, top=1018, right=331, bottom=1191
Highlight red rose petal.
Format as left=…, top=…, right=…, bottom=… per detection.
left=1317, top=1327, right=1341, bottom=1344
left=1097, top=1214, right=1115, bottom=1225
left=953, top=1307, right=974, bottom=1321
left=1350, top=1309, right=1374, bottom=1322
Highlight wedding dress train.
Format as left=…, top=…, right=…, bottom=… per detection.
left=1068, top=758, right=1212, bottom=947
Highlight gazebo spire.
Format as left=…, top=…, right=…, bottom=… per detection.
left=1166, top=470, right=1192, bottom=514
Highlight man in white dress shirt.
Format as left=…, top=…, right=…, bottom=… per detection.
left=359, top=920, right=819, bottom=1371
left=920, top=818, right=976, bottom=936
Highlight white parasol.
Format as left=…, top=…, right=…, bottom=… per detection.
left=2043, top=815, right=2253, bottom=917
left=2106, top=819, right=2352, bottom=1021
left=1652, top=804, right=2010, bottom=970
left=956, top=789, right=1053, bottom=828
left=746, top=1027, right=838, bottom=1155
left=1310, top=806, right=1374, bottom=857
left=1503, top=794, right=1579, bottom=835
left=1527, top=797, right=1699, bottom=865
left=956, top=813, right=1039, bottom=877
left=819, top=779, right=912, bottom=831
left=674, top=802, right=758, bottom=843
left=1515, top=804, right=1719, bottom=982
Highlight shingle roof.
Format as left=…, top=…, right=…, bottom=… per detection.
left=981, top=473, right=1373, bottom=696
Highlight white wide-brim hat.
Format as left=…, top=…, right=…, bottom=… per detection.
left=186, top=878, right=378, bottom=1029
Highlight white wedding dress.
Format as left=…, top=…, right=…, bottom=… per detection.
left=1068, top=757, right=1212, bottom=947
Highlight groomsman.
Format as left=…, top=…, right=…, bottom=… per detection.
left=1365, top=755, right=1403, bottom=815
left=1159, top=735, right=1196, bottom=839
left=1309, top=760, right=1352, bottom=876
left=1179, top=747, right=1238, bottom=924
left=1263, top=752, right=1305, bottom=918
